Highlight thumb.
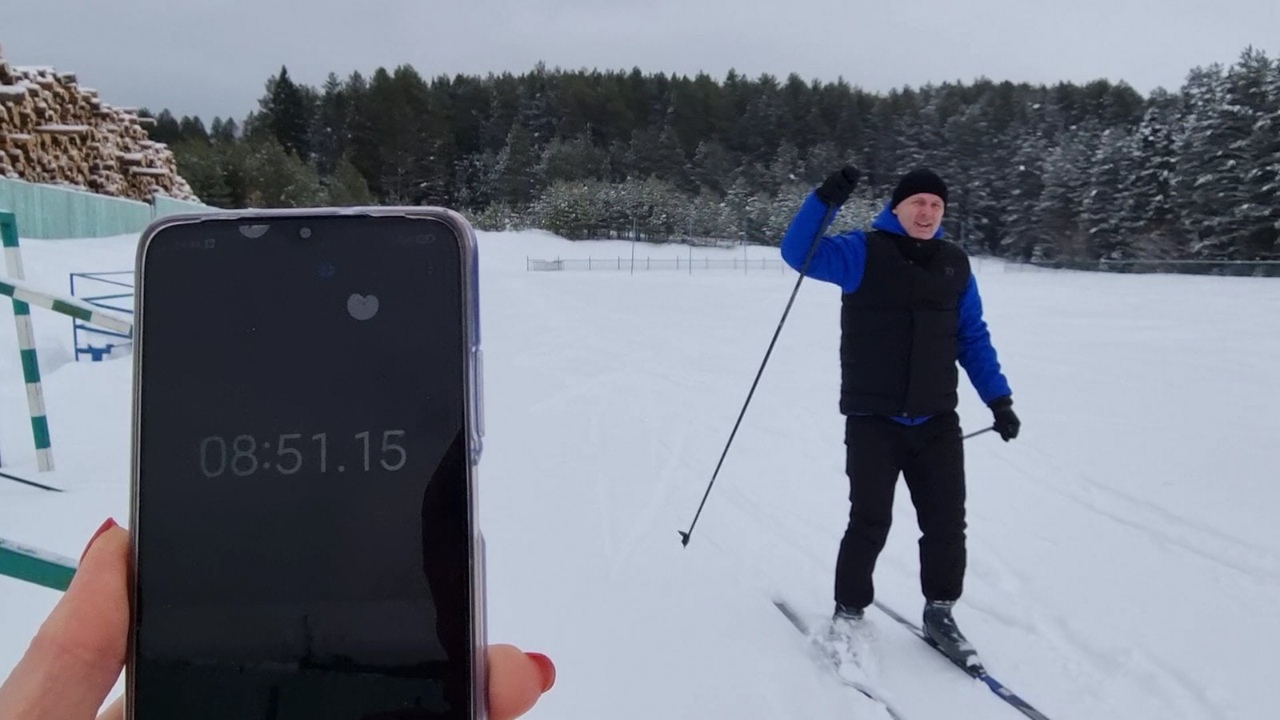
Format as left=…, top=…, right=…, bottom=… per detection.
left=487, top=644, right=555, bottom=720
left=0, top=521, right=130, bottom=720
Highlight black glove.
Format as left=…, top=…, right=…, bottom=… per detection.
left=815, top=165, right=861, bottom=207
left=989, top=396, right=1020, bottom=441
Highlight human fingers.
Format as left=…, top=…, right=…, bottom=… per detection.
left=0, top=520, right=130, bottom=720
left=488, top=644, right=555, bottom=720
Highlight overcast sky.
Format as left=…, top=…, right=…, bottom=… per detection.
left=4, top=0, right=1277, bottom=122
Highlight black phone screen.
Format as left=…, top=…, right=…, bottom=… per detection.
left=132, top=214, right=476, bottom=719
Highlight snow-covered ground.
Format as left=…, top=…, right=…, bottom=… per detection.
left=2, top=226, right=1278, bottom=719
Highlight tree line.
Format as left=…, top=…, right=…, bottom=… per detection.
left=142, top=46, right=1280, bottom=268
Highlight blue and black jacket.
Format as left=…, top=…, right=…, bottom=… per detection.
left=780, top=191, right=1011, bottom=424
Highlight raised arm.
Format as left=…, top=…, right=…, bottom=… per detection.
left=780, top=167, right=868, bottom=293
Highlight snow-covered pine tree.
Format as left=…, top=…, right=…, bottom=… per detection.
left=1082, top=126, right=1136, bottom=260
left=491, top=122, right=538, bottom=208
left=802, top=141, right=844, bottom=186
left=1000, top=133, right=1050, bottom=261
left=1172, top=62, right=1255, bottom=260
left=536, top=132, right=609, bottom=186
left=768, top=141, right=803, bottom=191
left=690, top=139, right=733, bottom=195
left=1237, top=50, right=1280, bottom=259
left=1122, top=92, right=1183, bottom=259
left=1027, top=125, right=1097, bottom=262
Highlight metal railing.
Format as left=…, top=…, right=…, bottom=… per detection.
left=69, top=271, right=135, bottom=361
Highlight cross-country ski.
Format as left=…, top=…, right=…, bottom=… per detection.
left=874, top=600, right=1052, bottom=720
left=772, top=598, right=906, bottom=720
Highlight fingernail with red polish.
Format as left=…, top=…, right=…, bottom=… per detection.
left=526, top=652, right=555, bottom=692
left=81, top=518, right=118, bottom=562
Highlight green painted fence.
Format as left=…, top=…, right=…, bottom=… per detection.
left=0, top=177, right=214, bottom=239
left=0, top=178, right=154, bottom=239
left=0, top=536, right=76, bottom=591
left=154, top=194, right=214, bottom=218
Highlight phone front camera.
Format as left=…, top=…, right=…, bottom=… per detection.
left=300, top=227, right=313, bottom=239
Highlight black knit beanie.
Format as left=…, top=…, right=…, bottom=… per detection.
left=891, top=168, right=948, bottom=208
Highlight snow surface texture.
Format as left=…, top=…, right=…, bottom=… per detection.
left=2, top=228, right=1279, bottom=719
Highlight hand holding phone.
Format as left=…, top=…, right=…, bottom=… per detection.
left=125, top=207, right=489, bottom=719
left=0, top=520, right=554, bottom=720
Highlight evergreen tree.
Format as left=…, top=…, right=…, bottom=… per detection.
left=209, top=117, right=238, bottom=143
left=146, top=109, right=183, bottom=146
left=178, top=116, right=209, bottom=143
left=149, top=49, right=1277, bottom=268
left=1001, top=133, right=1050, bottom=261
left=1082, top=127, right=1136, bottom=259
left=491, top=122, right=538, bottom=206
left=1237, top=50, right=1280, bottom=258
left=802, top=141, right=844, bottom=185
left=536, top=132, right=609, bottom=185
left=326, top=155, right=376, bottom=206
left=1122, top=92, right=1183, bottom=259
left=691, top=139, right=733, bottom=195
left=1028, top=127, right=1096, bottom=261
left=1173, top=63, right=1245, bottom=259
left=312, top=73, right=350, bottom=178
left=239, top=136, right=325, bottom=208
left=259, top=66, right=314, bottom=162
left=170, top=138, right=231, bottom=207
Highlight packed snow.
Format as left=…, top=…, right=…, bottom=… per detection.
left=2, top=226, right=1278, bottom=719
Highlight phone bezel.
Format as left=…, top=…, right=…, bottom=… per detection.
left=126, top=205, right=487, bottom=719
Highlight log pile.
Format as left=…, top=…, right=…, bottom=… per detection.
left=0, top=42, right=200, bottom=203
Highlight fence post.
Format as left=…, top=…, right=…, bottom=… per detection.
left=0, top=536, right=76, bottom=591
left=0, top=210, right=53, bottom=472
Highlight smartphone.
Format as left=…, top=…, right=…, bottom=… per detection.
left=126, top=207, right=486, bottom=719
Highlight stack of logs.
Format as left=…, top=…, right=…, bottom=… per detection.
left=0, top=42, right=200, bottom=203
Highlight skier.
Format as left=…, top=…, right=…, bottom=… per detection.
left=779, top=165, right=1020, bottom=666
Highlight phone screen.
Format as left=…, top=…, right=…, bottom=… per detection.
left=131, top=213, right=477, bottom=719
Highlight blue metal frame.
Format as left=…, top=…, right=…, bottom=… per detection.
left=69, top=271, right=135, bottom=361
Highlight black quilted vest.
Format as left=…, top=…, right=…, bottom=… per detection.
left=839, top=230, right=972, bottom=417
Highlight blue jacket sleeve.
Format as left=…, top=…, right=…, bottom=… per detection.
left=780, top=192, right=866, bottom=293
left=956, top=274, right=1012, bottom=404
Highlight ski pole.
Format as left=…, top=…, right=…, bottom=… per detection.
left=963, top=426, right=994, bottom=440
left=679, top=202, right=839, bottom=548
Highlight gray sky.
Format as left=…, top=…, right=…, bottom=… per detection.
left=4, top=0, right=1278, bottom=122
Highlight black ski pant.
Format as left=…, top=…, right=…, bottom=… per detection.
left=834, top=410, right=966, bottom=610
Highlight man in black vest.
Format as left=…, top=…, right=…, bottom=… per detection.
left=780, top=165, right=1020, bottom=661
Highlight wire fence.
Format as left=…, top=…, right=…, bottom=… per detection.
left=1007, top=259, right=1280, bottom=277
left=527, top=256, right=793, bottom=274
left=528, top=254, right=1280, bottom=278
